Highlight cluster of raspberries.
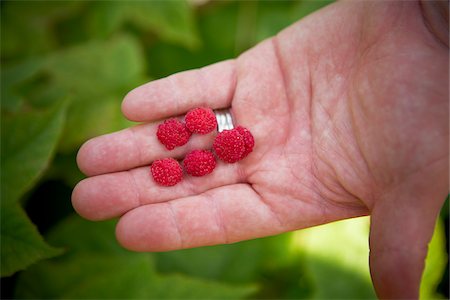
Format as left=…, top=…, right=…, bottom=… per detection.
left=151, top=107, right=254, bottom=186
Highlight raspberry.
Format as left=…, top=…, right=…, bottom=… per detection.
left=157, top=118, right=191, bottom=150
left=183, top=150, right=216, bottom=177
left=151, top=158, right=183, bottom=186
left=213, top=129, right=245, bottom=163
left=235, top=126, right=255, bottom=158
left=185, top=107, right=217, bottom=134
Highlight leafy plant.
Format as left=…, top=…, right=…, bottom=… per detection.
left=1, top=102, right=67, bottom=276
left=15, top=216, right=256, bottom=299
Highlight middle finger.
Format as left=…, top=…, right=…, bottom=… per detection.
left=77, top=121, right=216, bottom=176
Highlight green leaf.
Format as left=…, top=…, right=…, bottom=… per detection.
left=84, top=3, right=124, bottom=39
left=16, top=253, right=256, bottom=299
left=420, top=219, right=447, bottom=299
left=155, top=233, right=314, bottom=299
left=61, top=94, right=133, bottom=152
left=292, top=217, right=376, bottom=299
left=0, top=101, right=67, bottom=277
left=85, top=1, right=200, bottom=49
left=255, top=0, right=334, bottom=43
left=5, top=36, right=145, bottom=153
left=147, top=1, right=240, bottom=79
left=126, top=1, right=200, bottom=50
left=45, top=35, right=145, bottom=96
left=155, top=239, right=264, bottom=283
left=291, top=0, right=334, bottom=21
left=45, top=217, right=128, bottom=257
left=1, top=203, right=62, bottom=277
left=1, top=101, right=68, bottom=204
left=15, top=215, right=258, bottom=299
left=45, top=152, right=85, bottom=188
left=1, top=59, right=44, bottom=112
left=155, top=233, right=295, bottom=284
left=15, top=254, right=155, bottom=299
left=42, top=35, right=144, bottom=151
left=199, top=1, right=240, bottom=57
left=149, top=273, right=257, bottom=299
left=1, top=1, right=82, bottom=59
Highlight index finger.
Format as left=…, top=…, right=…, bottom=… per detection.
left=122, top=60, right=236, bottom=122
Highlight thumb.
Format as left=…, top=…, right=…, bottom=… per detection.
left=368, top=174, right=447, bottom=298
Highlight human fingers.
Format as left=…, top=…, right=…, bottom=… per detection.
left=72, top=163, right=243, bottom=221
left=115, top=184, right=285, bottom=252
left=77, top=122, right=215, bottom=176
left=122, top=60, right=236, bottom=122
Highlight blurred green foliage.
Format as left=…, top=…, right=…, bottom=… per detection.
left=15, top=216, right=257, bottom=299
left=1, top=0, right=448, bottom=298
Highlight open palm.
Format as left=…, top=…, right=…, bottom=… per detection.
left=73, top=1, right=448, bottom=298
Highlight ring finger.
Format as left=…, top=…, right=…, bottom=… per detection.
left=72, top=161, right=243, bottom=221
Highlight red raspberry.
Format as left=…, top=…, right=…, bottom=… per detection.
left=235, top=126, right=255, bottom=158
left=213, top=129, right=245, bottom=163
left=185, top=107, right=217, bottom=134
left=157, top=118, right=191, bottom=150
left=183, top=150, right=216, bottom=177
left=151, top=158, right=183, bottom=186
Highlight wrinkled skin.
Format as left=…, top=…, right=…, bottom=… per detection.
left=72, top=1, right=448, bottom=298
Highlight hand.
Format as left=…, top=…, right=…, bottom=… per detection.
left=72, top=1, right=448, bottom=298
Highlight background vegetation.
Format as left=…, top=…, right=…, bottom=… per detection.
left=1, top=1, right=448, bottom=298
